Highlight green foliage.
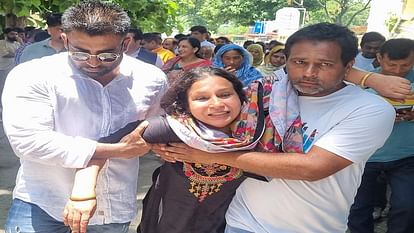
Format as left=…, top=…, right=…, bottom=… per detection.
left=0, top=0, right=373, bottom=35
left=385, top=13, right=399, bottom=33
left=306, top=0, right=371, bottom=26
left=0, top=0, right=180, bottom=34
left=216, top=24, right=249, bottom=35
left=177, top=0, right=287, bottom=33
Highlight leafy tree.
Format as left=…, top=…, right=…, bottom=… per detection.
left=178, top=0, right=287, bottom=33
left=0, top=0, right=180, bottom=34
left=306, top=0, right=372, bottom=26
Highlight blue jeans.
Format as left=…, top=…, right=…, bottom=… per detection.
left=348, top=156, right=414, bottom=233
left=5, top=198, right=130, bottom=233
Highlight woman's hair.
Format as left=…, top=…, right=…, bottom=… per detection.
left=178, top=36, right=202, bottom=58
left=61, top=0, right=130, bottom=36
left=161, top=67, right=247, bottom=115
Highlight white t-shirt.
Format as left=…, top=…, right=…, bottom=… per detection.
left=354, top=52, right=376, bottom=71
left=225, top=85, right=395, bottom=233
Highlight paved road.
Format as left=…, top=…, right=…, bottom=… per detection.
left=0, top=125, right=388, bottom=233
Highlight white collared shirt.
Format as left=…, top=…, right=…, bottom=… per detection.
left=2, top=53, right=167, bottom=224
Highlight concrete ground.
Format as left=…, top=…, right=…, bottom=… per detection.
left=0, top=124, right=388, bottom=233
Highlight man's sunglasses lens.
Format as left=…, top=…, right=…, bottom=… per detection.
left=70, top=52, right=119, bottom=62
left=98, top=53, right=119, bottom=62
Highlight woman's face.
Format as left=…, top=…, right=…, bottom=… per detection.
left=187, top=75, right=241, bottom=132
left=249, top=48, right=261, bottom=59
left=222, top=50, right=243, bottom=70
left=270, top=51, right=286, bottom=67
left=178, top=40, right=197, bottom=58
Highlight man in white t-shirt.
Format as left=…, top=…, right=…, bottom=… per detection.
left=155, top=23, right=395, bottom=233
left=354, top=31, right=385, bottom=71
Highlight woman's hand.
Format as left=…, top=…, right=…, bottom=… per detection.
left=366, top=73, right=413, bottom=101
left=152, top=143, right=215, bottom=164
left=63, top=199, right=97, bottom=233
left=223, top=66, right=237, bottom=74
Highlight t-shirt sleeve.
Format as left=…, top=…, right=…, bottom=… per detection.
left=98, top=116, right=181, bottom=143
left=314, top=100, right=395, bottom=163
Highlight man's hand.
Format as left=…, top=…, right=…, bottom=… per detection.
left=94, top=121, right=151, bottom=160
left=118, top=121, right=151, bottom=158
left=152, top=143, right=215, bottom=164
left=63, top=199, right=97, bottom=233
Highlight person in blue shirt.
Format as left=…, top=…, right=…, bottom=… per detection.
left=348, top=38, right=414, bottom=233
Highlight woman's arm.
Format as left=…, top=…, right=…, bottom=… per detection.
left=345, top=68, right=412, bottom=100
left=63, top=121, right=152, bottom=233
left=63, top=118, right=181, bottom=233
left=63, top=159, right=103, bottom=233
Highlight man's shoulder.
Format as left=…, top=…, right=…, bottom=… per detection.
left=122, top=55, right=165, bottom=77
left=201, top=40, right=215, bottom=48
left=343, top=85, right=390, bottom=103
left=20, top=39, right=55, bottom=62
left=14, top=53, right=67, bottom=71
left=138, top=47, right=157, bottom=56
left=23, top=39, right=50, bottom=50
left=339, top=86, right=395, bottom=118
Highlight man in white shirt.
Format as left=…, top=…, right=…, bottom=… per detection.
left=155, top=23, right=395, bottom=233
left=3, top=1, right=167, bottom=233
left=354, top=31, right=385, bottom=71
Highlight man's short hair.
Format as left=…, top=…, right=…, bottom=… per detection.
left=190, top=25, right=207, bottom=34
left=45, top=13, right=62, bottom=27
left=243, top=40, right=254, bottom=49
left=360, top=32, right=385, bottom=47
left=14, top=27, right=24, bottom=34
left=61, top=0, right=130, bottom=36
left=216, top=36, right=231, bottom=44
left=142, top=33, right=162, bottom=44
left=129, top=28, right=143, bottom=41
left=379, top=38, right=414, bottom=60
left=174, top=33, right=186, bottom=40
left=4, top=28, right=17, bottom=34
left=285, top=22, right=358, bottom=66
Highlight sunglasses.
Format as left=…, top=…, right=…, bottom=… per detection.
left=68, top=51, right=120, bottom=62
left=67, top=41, right=122, bottom=63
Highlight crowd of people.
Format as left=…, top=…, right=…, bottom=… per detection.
left=1, top=0, right=413, bottom=233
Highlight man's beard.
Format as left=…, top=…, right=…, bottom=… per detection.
left=7, top=36, right=18, bottom=42
left=292, top=77, right=325, bottom=95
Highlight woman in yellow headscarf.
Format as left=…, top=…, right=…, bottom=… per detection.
left=257, top=45, right=286, bottom=76
left=247, top=44, right=264, bottom=67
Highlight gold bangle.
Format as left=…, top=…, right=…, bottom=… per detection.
left=70, top=195, right=97, bottom=201
left=360, top=72, right=374, bottom=89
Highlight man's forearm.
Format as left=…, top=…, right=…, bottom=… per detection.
left=207, top=151, right=325, bottom=181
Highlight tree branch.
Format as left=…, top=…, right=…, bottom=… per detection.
left=345, top=0, right=372, bottom=27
